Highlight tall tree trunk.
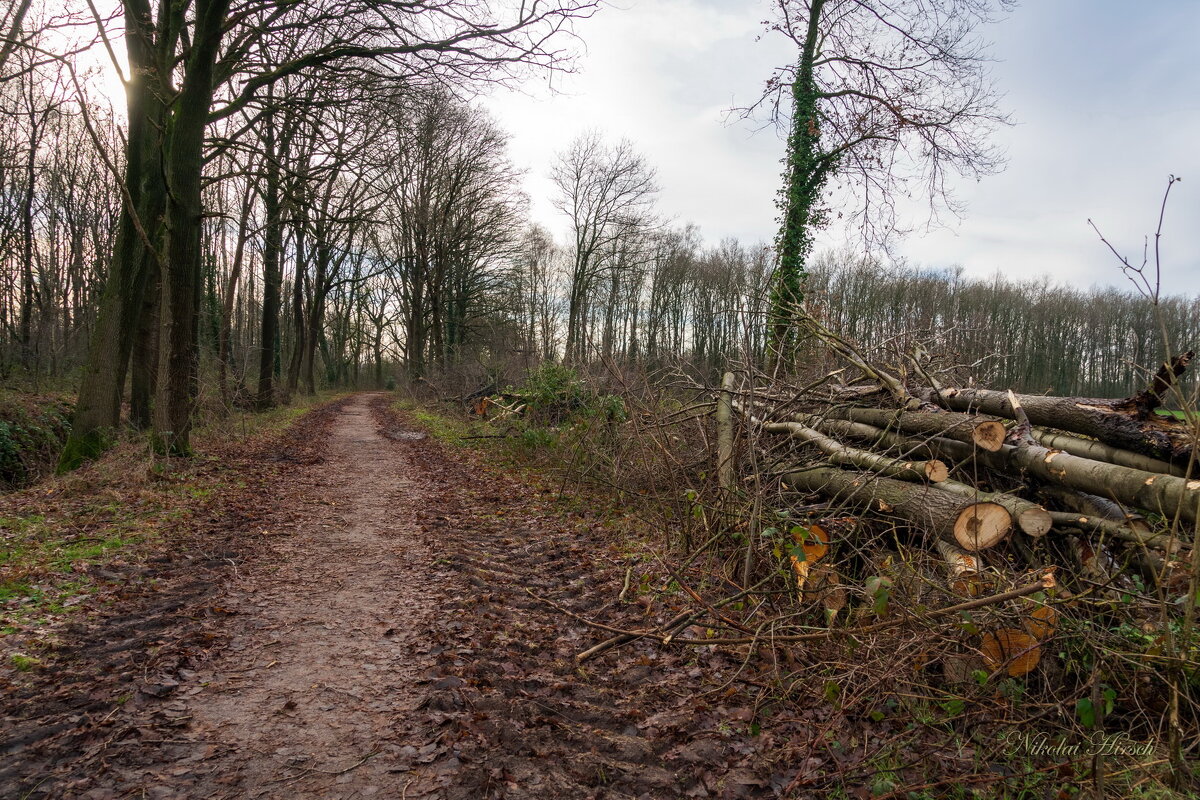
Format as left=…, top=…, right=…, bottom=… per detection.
left=129, top=259, right=159, bottom=428
left=218, top=179, right=254, bottom=406
left=299, top=246, right=326, bottom=395
left=152, top=0, right=230, bottom=455
left=59, top=5, right=167, bottom=470
left=285, top=205, right=307, bottom=395
left=256, top=116, right=283, bottom=409
left=373, top=321, right=384, bottom=387
left=19, top=123, right=37, bottom=369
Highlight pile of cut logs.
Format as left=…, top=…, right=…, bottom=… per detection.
left=724, top=351, right=1197, bottom=604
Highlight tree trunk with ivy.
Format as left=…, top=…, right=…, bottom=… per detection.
left=769, top=0, right=830, bottom=366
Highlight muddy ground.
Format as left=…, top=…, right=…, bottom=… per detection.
left=1, top=394, right=803, bottom=799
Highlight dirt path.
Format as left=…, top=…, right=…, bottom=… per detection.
left=163, top=394, right=453, bottom=797
left=2, top=394, right=786, bottom=799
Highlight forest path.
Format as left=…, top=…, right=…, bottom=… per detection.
left=161, top=393, right=451, bottom=797
left=2, top=394, right=779, bottom=799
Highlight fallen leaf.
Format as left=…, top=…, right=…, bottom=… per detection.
left=981, top=628, right=1041, bottom=677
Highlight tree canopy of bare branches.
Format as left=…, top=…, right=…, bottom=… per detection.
left=760, top=0, right=1013, bottom=359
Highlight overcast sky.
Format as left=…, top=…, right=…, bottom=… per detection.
left=482, top=0, right=1199, bottom=294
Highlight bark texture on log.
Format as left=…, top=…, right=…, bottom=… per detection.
left=801, top=415, right=950, bottom=461
left=762, top=420, right=948, bottom=482
left=925, top=435, right=1200, bottom=525
left=1048, top=512, right=1180, bottom=553
left=1032, top=429, right=1185, bottom=477
left=1041, top=487, right=1154, bottom=535
left=935, top=539, right=982, bottom=595
left=830, top=406, right=1007, bottom=452
left=1130, top=351, right=1194, bottom=416
left=782, top=466, right=1011, bottom=551
left=918, top=386, right=1196, bottom=467
left=938, top=479, right=1052, bottom=537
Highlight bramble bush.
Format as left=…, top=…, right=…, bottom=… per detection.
left=0, top=396, right=72, bottom=488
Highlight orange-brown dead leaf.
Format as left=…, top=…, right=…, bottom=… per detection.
left=981, top=628, right=1041, bottom=677
left=790, top=524, right=831, bottom=590
left=1023, top=603, right=1058, bottom=641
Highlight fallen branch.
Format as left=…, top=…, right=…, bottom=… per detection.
left=937, top=478, right=1052, bottom=537
left=1048, top=511, right=1181, bottom=553
left=783, top=465, right=1012, bottom=551
left=760, top=419, right=949, bottom=482
left=917, top=385, right=1197, bottom=466
left=829, top=406, right=1007, bottom=452
left=547, top=575, right=1058, bottom=650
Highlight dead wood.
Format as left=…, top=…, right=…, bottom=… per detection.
left=1041, top=487, right=1155, bottom=537
left=934, top=539, right=983, bottom=596
left=1032, top=429, right=1186, bottom=477
left=716, top=372, right=736, bottom=495
left=917, top=385, right=1197, bottom=467
left=782, top=466, right=1011, bottom=551
left=922, top=434, right=1200, bottom=525
left=936, top=479, right=1052, bottom=537
left=1047, top=511, right=1181, bottom=556
left=829, top=406, right=1007, bottom=452
left=761, top=420, right=948, bottom=482
left=1129, top=351, right=1194, bottom=416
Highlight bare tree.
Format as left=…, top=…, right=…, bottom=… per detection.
left=550, top=132, right=657, bottom=364
left=58, top=0, right=597, bottom=465
left=758, top=0, right=1013, bottom=358
left=514, top=223, right=559, bottom=363
left=368, top=87, right=523, bottom=380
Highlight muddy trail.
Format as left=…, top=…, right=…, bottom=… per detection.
left=1, top=394, right=797, bottom=799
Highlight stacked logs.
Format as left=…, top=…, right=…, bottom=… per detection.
left=723, top=353, right=1196, bottom=611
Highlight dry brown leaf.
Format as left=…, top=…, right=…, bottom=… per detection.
left=790, top=524, right=831, bottom=591
left=804, top=565, right=845, bottom=623
left=1023, top=603, right=1058, bottom=641
left=980, top=628, right=1041, bottom=677
left=789, top=555, right=811, bottom=591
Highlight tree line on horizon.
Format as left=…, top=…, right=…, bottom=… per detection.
left=1, top=51, right=1189, bottom=406
left=0, top=0, right=1186, bottom=467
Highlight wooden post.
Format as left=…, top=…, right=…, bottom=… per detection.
left=717, top=372, right=736, bottom=496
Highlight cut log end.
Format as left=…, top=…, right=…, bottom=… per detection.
left=1016, top=505, right=1053, bottom=538
left=953, top=502, right=1011, bottom=551
left=972, top=420, right=1007, bottom=452
left=924, top=460, right=950, bottom=482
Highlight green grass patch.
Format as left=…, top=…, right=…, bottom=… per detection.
left=9, top=652, right=40, bottom=671
left=1154, top=408, right=1198, bottom=421
left=1, top=389, right=346, bottom=644
left=400, top=405, right=481, bottom=445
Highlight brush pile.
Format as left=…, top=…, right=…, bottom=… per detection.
left=725, top=336, right=1197, bottom=677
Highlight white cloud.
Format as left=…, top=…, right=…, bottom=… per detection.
left=485, top=0, right=1200, bottom=292
left=483, top=0, right=790, bottom=247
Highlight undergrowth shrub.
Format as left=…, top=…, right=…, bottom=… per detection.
left=0, top=396, right=73, bottom=489
left=510, top=364, right=626, bottom=428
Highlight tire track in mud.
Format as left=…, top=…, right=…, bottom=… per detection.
left=373, top=400, right=782, bottom=800
left=3, top=394, right=782, bottom=799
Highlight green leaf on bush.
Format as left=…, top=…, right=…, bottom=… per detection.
left=1076, top=697, right=1095, bottom=728
left=865, top=576, right=892, bottom=616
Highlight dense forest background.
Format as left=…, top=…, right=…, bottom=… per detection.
left=1, top=2, right=1194, bottom=413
